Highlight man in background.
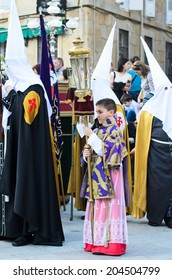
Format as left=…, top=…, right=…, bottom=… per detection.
left=53, top=57, right=66, bottom=81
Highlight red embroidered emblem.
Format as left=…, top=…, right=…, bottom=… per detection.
left=117, top=116, right=123, bottom=127
left=28, top=98, right=36, bottom=115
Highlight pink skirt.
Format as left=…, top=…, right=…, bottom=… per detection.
left=83, top=167, right=128, bottom=256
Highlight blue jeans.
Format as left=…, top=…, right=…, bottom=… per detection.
left=125, top=109, right=136, bottom=122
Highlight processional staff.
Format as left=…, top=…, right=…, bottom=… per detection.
left=68, top=38, right=95, bottom=243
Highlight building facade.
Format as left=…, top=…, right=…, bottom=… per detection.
left=0, top=0, right=172, bottom=79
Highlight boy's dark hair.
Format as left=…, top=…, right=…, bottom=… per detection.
left=32, top=63, right=40, bottom=74
left=96, top=98, right=116, bottom=113
left=120, top=93, right=133, bottom=104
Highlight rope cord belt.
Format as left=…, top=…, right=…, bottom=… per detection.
left=151, top=138, right=172, bottom=145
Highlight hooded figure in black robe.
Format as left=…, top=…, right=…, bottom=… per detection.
left=0, top=83, right=64, bottom=246
left=132, top=38, right=172, bottom=229
left=0, top=0, right=64, bottom=246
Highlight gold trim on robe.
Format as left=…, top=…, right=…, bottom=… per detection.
left=132, top=111, right=153, bottom=218
left=117, top=104, right=133, bottom=214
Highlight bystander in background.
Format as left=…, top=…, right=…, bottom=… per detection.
left=127, top=56, right=142, bottom=102
left=53, top=57, right=66, bottom=81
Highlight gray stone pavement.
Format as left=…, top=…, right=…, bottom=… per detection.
left=0, top=199, right=172, bottom=261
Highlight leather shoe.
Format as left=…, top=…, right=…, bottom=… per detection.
left=12, top=235, right=33, bottom=246
left=164, top=217, right=172, bottom=229
left=32, top=233, right=63, bottom=246
left=148, top=221, right=160, bottom=226
left=167, top=223, right=172, bottom=229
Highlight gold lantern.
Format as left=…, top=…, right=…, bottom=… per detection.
left=68, top=38, right=94, bottom=116
left=68, top=38, right=94, bottom=243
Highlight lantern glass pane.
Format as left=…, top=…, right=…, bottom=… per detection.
left=78, top=56, right=91, bottom=89
left=77, top=58, right=85, bottom=89
left=66, top=67, right=75, bottom=87
left=70, top=56, right=91, bottom=90
left=71, top=59, right=80, bottom=88
left=86, top=57, right=90, bottom=89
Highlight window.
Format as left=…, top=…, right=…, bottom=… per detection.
left=166, top=42, right=172, bottom=81
left=144, top=36, right=153, bottom=64
left=119, top=29, right=129, bottom=58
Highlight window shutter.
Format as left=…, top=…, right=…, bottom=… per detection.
left=129, top=0, right=143, bottom=10
left=145, top=0, right=155, bottom=18
left=117, top=0, right=129, bottom=11
left=166, top=0, right=172, bottom=25
left=116, top=0, right=124, bottom=4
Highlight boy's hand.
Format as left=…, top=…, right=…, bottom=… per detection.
left=83, top=148, right=92, bottom=158
left=84, top=126, right=93, bottom=137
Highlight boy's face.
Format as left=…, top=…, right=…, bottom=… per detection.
left=124, top=100, right=131, bottom=107
left=96, top=105, right=114, bottom=124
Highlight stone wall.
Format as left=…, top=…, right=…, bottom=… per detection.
left=0, top=0, right=172, bottom=71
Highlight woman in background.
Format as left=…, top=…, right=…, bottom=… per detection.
left=110, top=57, right=132, bottom=101
left=132, top=61, right=154, bottom=108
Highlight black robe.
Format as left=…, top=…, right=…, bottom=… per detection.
left=147, top=117, right=172, bottom=224
left=0, top=84, right=64, bottom=244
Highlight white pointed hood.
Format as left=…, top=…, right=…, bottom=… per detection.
left=5, top=0, right=41, bottom=91
left=140, top=37, right=172, bottom=139
left=91, top=23, right=126, bottom=132
left=91, top=23, right=120, bottom=106
left=5, top=0, right=52, bottom=116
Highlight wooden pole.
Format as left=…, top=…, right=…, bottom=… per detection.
left=84, top=142, right=94, bottom=245
left=70, top=101, right=75, bottom=221
left=84, top=115, right=94, bottom=245
left=58, top=160, right=66, bottom=211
